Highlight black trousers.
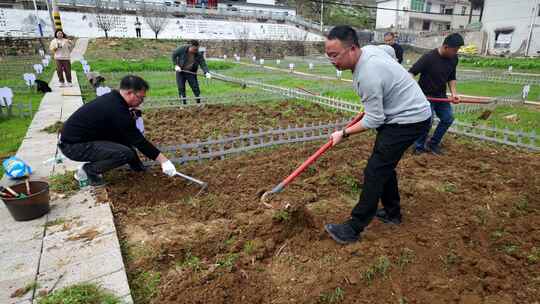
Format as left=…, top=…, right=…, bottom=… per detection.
left=176, top=71, right=200, bottom=104
left=59, top=141, right=143, bottom=176
left=135, top=28, right=141, bottom=38
left=349, top=119, right=431, bottom=233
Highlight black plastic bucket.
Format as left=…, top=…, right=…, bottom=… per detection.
left=2, top=181, right=50, bottom=221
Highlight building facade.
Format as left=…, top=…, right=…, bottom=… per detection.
left=376, top=0, right=480, bottom=31
left=482, top=0, right=540, bottom=56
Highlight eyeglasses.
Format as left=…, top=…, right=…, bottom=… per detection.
left=325, top=47, right=351, bottom=61
left=134, top=92, right=145, bottom=102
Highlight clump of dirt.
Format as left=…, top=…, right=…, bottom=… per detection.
left=107, top=128, right=540, bottom=303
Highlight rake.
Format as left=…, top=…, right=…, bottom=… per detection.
left=260, top=112, right=365, bottom=206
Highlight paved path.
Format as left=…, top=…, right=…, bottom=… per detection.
left=0, top=40, right=132, bottom=304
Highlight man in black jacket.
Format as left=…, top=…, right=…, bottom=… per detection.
left=59, top=75, right=179, bottom=186
left=172, top=40, right=211, bottom=104
left=384, top=32, right=404, bottom=64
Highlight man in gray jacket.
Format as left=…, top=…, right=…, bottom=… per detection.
left=172, top=40, right=211, bottom=104
left=324, top=26, right=432, bottom=244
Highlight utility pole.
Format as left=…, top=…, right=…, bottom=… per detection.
left=320, top=0, right=324, bottom=32
left=52, top=0, right=63, bottom=31
left=31, top=0, right=43, bottom=37
left=526, top=0, right=539, bottom=56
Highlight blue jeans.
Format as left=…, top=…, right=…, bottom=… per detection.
left=415, top=101, right=454, bottom=149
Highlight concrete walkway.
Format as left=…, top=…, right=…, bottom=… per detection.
left=0, top=40, right=132, bottom=303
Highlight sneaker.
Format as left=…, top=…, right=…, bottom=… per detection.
left=426, top=143, right=443, bottom=155
left=324, top=222, right=360, bottom=244
left=88, top=175, right=106, bottom=187
left=375, top=209, right=402, bottom=225
left=76, top=164, right=107, bottom=187
left=412, top=146, right=427, bottom=155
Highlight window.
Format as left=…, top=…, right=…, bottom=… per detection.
left=446, top=24, right=451, bottom=30
left=411, top=0, right=425, bottom=11
left=444, top=8, right=454, bottom=15
left=422, top=20, right=431, bottom=31
left=461, top=6, right=467, bottom=15
left=426, top=2, right=432, bottom=12
left=538, top=4, right=540, bottom=16
left=494, top=29, right=514, bottom=48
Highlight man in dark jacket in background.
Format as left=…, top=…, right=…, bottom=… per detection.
left=172, top=40, right=211, bottom=104
left=59, top=75, right=179, bottom=186
left=384, top=32, right=404, bottom=64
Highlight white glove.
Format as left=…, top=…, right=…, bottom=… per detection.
left=174, top=65, right=181, bottom=72
left=161, top=160, right=177, bottom=177
left=205, top=72, right=211, bottom=79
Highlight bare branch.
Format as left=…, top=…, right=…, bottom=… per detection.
left=94, top=0, right=120, bottom=39
left=141, top=3, right=170, bottom=39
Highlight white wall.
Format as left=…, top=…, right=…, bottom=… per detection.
left=217, top=4, right=296, bottom=16
left=376, top=0, right=398, bottom=29
left=482, top=0, right=540, bottom=55
left=246, top=0, right=275, bottom=6
left=0, top=8, right=322, bottom=41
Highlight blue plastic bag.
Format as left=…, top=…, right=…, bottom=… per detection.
left=2, top=156, right=32, bottom=179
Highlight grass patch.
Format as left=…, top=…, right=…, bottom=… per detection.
left=318, top=287, right=345, bottom=304
left=49, top=171, right=79, bottom=195
left=272, top=210, right=290, bottom=222
left=455, top=104, right=540, bottom=136
left=44, top=218, right=66, bottom=228
left=37, top=283, right=121, bottom=304
left=217, top=253, right=239, bottom=271
left=440, top=250, right=460, bottom=270
left=527, top=247, right=540, bottom=264
left=0, top=64, right=54, bottom=176
left=362, top=256, right=391, bottom=284
left=176, top=251, right=202, bottom=272
left=397, top=248, right=415, bottom=270
left=41, top=121, right=63, bottom=134
left=130, top=270, right=161, bottom=304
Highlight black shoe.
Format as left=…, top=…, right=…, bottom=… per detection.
left=412, top=147, right=427, bottom=155
left=375, top=209, right=402, bottom=225
left=426, top=143, right=443, bottom=155
left=83, top=164, right=107, bottom=187
left=324, top=222, right=360, bottom=244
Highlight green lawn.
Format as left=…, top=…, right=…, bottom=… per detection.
left=457, top=81, right=539, bottom=101
left=0, top=63, right=54, bottom=175
left=455, top=105, right=540, bottom=134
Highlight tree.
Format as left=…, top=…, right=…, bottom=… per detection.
left=141, top=3, right=170, bottom=40
left=468, top=0, right=485, bottom=24
left=95, top=0, right=120, bottom=39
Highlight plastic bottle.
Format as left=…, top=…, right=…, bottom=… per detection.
left=74, top=166, right=89, bottom=188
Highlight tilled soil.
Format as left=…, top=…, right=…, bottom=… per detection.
left=142, top=101, right=345, bottom=146
left=107, top=129, right=540, bottom=304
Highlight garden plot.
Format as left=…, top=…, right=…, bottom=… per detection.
left=106, top=132, right=540, bottom=304
left=142, top=100, right=346, bottom=146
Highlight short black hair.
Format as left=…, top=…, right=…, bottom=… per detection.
left=119, top=75, right=149, bottom=92
left=443, top=33, right=465, bottom=48
left=190, top=40, right=200, bottom=47
left=327, top=26, right=360, bottom=47
left=384, top=32, right=395, bottom=38
left=54, top=29, right=65, bottom=38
